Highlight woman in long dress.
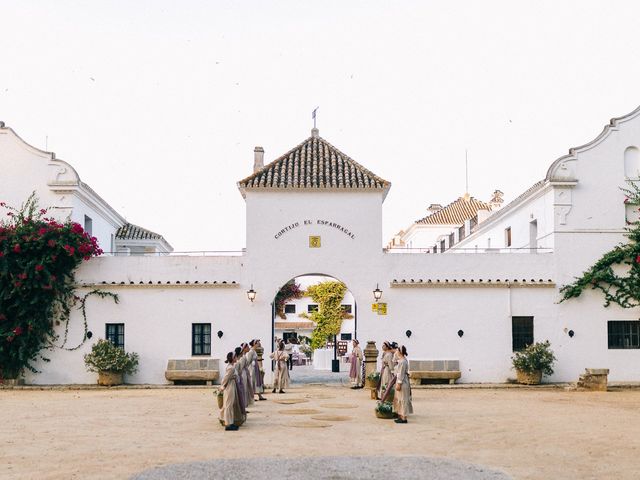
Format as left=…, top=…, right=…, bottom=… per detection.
left=240, top=343, right=255, bottom=407
left=349, top=339, right=363, bottom=389
left=378, top=341, right=395, bottom=397
left=249, top=339, right=267, bottom=401
left=393, top=345, right=413, bottom=423
left=270, top=341, right=289, bottom=393
left=219, top=351, right=241, bottom=431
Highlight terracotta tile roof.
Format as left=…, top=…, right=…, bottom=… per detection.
left=416, top=195, right=490, bottom=225
left=116, top=223, right=164, bottom=241
left=237, top=130, right=390, bottom=195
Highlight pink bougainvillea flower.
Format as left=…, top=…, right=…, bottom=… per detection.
left=38, top=227, right=47, bottom=235
left=71, top=223, right=84, bottom=235
left=6, top=335, right=14, bottom=343
left=14, top=281, right=21, bottom=288
left=35, top=264, right=44, bottom=272
left=13, top=326, right=23, bottom=336
left=17, top=273, right=27, bottom=280
left=47, top=239, right=56, bottom=248
left=636, top=255, right=640, bottom=264
left=50, top=274, right=57, bottom=281
left=0, top=314, right=6, bottom=322
left=0, top=252, right=4, bottom=258
left=13, top=244, right=21, bottom=253
left=42, top=284, right=53, bottom=290
left=39, top=208, right=47, bottom=214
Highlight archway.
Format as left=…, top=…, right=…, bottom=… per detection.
left=271, top=273, right=357, bottom=385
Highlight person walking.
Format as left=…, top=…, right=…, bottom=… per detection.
left=349, top=339, right=363, bottom=389
left=270, top=341, right=290, bottom=393
left=393, top=345, right=413, bottom=424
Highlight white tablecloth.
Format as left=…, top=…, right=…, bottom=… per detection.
left=312, top=348, right=334, bottom=371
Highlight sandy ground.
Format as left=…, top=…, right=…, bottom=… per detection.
left=1, top=386, right=639, bottom=480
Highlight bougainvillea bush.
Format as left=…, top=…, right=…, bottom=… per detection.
left=0, top=194, right=102, bottom=380
left=274, top=280, right=303, bottom=319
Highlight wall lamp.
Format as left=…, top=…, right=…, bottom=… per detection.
left=405, top=329, right=412, bottom=338
left=457, top=330, right=464, bottom=338
left=246, top=285, right=256, bottom=302
left=373, top=284, right=383, bottom=301
left=217, top=330, right=224, bottom=339
left=568, top=329, right=575, bottom=338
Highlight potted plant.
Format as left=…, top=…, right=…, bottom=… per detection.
left=84, top=339, right=139, bottom=386
left=374, top=400, right=397, bottom=419
left=511, top=340, right=556, bottom=385
left=366, top=371, right=380, bottom=398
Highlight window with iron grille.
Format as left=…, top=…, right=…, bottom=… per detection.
left=284, top=304, right=296, bottom=314
left=341, top=333, right=352, bottom=341
left=458, top=225, right=466, bottom=241
left=342, top=304, right=352, bottom=314
left=440, top=240, right=445, bottom=252
left=105, top=323, right=125, bottom=349
left=608, top=321, right=640, bottom=349
left=192, top=323, right=211, bottom=356
left=308, top=304, right=319, bottom=313
left=448, top=232, right=455, bottom=247
left=512, top=316, right=533, bottom=351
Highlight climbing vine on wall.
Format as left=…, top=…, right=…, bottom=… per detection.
left=0, top=194, right=104, bottom=380
left=560, top=180, right=640, bottom=308
left=301, top=280, right=349, bottom=349
left=274, top=280, right=304, bottom=319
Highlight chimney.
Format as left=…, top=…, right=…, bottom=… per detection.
left=428, top=203, right=443, bottom=213
left=253, top=146, right=264, bottom=173
left=489, top=189, right=504, bottom=210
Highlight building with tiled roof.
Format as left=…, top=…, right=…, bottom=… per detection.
left=388, top=190, right=503, bottom=252
left=114, top=223, right=173, bottom=255
left=238, top=128, right=391, bottom=199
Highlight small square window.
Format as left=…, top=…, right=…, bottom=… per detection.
left=84, top=215, right=93, bottom=237
left=340, top=333, right=352, bottom=341
left=105, top=323, right=125, bottom=349
left=192, top=323, right=211, bottom=356
left=341, top=305, right=352, bottom=314
left=284, top=304, right=296, bottom=314
left=307, top=304, right=319, bottom=313
left=505, top=227, right=512, bottom=247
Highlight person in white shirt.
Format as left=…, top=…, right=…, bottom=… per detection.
left=284, top=338, right=294, bottom=370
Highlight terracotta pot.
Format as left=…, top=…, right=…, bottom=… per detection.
left=365, top=378, right=377, bottom=389
left=516, top=369, right=542, bottom=385
left=98, top=371, right=123, bottom=386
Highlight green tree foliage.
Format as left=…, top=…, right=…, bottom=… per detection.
left=307, top=280, right=348, bottom=349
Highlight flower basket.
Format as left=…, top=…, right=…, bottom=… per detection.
left=374, top=400, right=397, bottom=419
left=98, top=371, right=123, bottom=386
left=366, top=371, right=380, bottom=390
left=516, top=369, right=542, bottom=385
left=215, top=389, right=224, bottom=409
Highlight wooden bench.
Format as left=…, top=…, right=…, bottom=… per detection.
left=165, top=359, right=220, bottom=385
left=409, top=359, right=461, bottom=385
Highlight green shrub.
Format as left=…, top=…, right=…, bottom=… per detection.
left=375, top=401, right=393, bottom=414
left=511, top=340, right=556, bottom=376
left=84, top=339, right=139, bottom=375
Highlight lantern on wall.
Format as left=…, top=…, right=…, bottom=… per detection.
left=373, top=284, right=383, bottom=301
left=246, top=284, right=256, bottom=302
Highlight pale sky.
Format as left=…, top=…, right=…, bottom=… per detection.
left=2, top=1, right=640, bottom=251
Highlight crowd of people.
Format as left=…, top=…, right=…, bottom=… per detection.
left=218, top=338, right=291, bottom=431
left=218, top=338, right=413, bottom=431
left=347, top=339, right=413, bottom=424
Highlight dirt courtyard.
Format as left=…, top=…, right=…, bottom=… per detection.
left=1, top=385, right=639, bottom=479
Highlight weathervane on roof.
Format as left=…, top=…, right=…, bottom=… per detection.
left=312, top=106, right=319, bottom=128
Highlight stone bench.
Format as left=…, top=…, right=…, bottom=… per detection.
left=409, top=359, right=461, bottom=385
left=165, top=359, right=220, bottom=385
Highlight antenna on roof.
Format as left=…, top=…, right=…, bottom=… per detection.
left=312, top=106, right=319, bottom=129
left=45, top=135, right=48, bottom=151
left=465, top=149, right=469, bottom=197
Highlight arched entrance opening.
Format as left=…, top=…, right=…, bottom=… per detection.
left=271, top=273, right=357, bottom=385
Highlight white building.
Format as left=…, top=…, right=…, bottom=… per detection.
left=2, top=106, right=640, bottom=385
left=0, top=123, right=173, bottom=255
left=387, top=191, right=504, bottom=252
